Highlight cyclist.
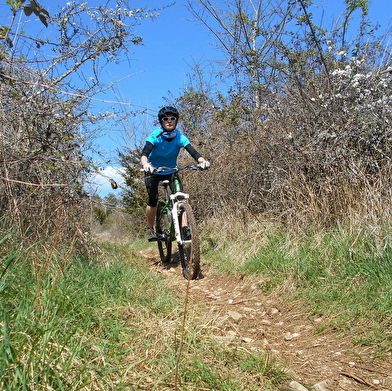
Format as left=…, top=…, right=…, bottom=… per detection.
left=140, top=106, right=210, bottom=242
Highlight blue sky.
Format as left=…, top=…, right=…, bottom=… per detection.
left=1, top=0, right=391, bottom=196
left=89, top=0, right=392, bottom=196
left=97, top=0, right=391, bottom=114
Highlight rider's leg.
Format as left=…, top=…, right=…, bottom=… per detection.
left=146, top=205, right=156, bottom=228
left=145, top=174, right=159, bottom=229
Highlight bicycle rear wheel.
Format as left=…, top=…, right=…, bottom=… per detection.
left=177, top=202, right=200, bottom=280
left=156, top=201, right=172, bottom=263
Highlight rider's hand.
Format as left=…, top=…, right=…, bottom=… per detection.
left=143, top=163, right=154, bottom=173
left=199, top=161, right=210, bottom=170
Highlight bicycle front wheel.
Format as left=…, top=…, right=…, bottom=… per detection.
left=156, top=201, right=173, bottom=263
left=177, top=202, right=200, bottom=280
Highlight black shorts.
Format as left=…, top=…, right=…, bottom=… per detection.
left=145, top=173, right=176, bottom=207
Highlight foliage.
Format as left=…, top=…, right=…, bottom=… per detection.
left=118, top=147, right=146, bottom=216
left=0, top=237, right=290, bottom=390
left=0, top=0, right=49, bottom=48
left=169, top=0, right=392, bottom=230
left=0, top=1, right=160, bottom=245
left=93, top=204, right=108, bottom=225
left=0, top=62, right=92, bottom=241
left=199, top=215, right=392, bottom=352
left=104, top=193, right=122, bottom=207
left=243, top=225, right=392, bottom=350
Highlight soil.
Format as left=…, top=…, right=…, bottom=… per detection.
left=139, top=248, right=392, bottom=391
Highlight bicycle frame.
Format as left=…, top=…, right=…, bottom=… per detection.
left=158, top=181, right=191, bottom=245
left=153, top=164, right=202, bottom=279
left=157, top=180, right=174, bottom=240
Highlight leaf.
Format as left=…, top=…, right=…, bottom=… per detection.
left=38, top=14, right=48, bottom=27
left=30, top=0, right=49, bottom=16
left=7, top=0, right=26, bottom=13
left=0, top=26, right=10, bottom=39
left=22, top=1, right=49, bottom=27
left=23, top=5, right=33, bottom=16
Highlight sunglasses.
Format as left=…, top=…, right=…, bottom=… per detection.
left=162, top=116, right=177, bottom=122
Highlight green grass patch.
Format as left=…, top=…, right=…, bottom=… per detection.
left=241, top=225, right=392, bottom=352
left=0, top=236, right=289, bottom=390
left=0, top=239, right=178, bottom=390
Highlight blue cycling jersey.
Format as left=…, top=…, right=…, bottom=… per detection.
left=146, top=128, right=190, bottom=174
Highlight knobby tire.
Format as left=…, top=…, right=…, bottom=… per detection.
left=156, top=201, right=172, bottom=263
left=177, top=202, right=200, bottom=280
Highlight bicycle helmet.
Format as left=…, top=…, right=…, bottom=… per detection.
left=158, top=106, right=179, bottom=123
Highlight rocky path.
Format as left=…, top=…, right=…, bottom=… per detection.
left=140, top=249, right=392, bottom=391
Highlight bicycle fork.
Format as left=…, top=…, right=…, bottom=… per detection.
left=170, top=192, right=191, bottom=245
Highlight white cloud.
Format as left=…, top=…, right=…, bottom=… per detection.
left=86, top=166, right=126, bottom=197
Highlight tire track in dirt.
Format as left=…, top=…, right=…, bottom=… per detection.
left=139, top=249, right=392, bottom=391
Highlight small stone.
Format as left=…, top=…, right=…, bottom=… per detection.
left=227, top=310, right=242, bottom=320
left=314, top=317, right=323, bottom=322
left=242, top=337, right=253, bottom=343
left=284, top=332, right=300, bottom=341
left=268, top=307, right=280, bottom=316
left=288, top=380, right=309, bottom=391
left=313, top=380, right=330, bottom=391
left=261, top=337, right=269, bottom=347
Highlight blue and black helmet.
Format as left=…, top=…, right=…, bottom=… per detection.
left=158, top=106, right=179, bottom=123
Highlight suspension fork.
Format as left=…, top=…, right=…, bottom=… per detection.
left=171, top=192, right=190, bottom=244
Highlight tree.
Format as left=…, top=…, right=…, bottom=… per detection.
left=0, top=0, right=49, bottom=48
left=180, top=0, right=392, bottom=228
left=104, top=193, right=122, bottom=207
left=0, top=1, right=164, bottom=242
left=187, top=0, right=295, bottom=109
left=118, top=148, right=145, bottom=216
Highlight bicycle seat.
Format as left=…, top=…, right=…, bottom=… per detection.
left=158, top=180, right=170, bottom=186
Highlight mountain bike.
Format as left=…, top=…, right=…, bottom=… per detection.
left=154, top=165, right=202, bottom=280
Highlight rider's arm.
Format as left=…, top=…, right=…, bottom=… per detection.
left=185, top=144, right=203, bottom=162
left=140, top=141, right=153, bottom=165
left=185, top=144, right=208, bottom=164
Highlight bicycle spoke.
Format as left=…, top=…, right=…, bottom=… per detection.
left=177, top=202, right=200, bottom=279
left=156, top=201, right=172, bottom=263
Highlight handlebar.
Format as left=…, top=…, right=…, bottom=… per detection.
left=140, top=164, right=205, bottom=173
left=154, top=164, right=202, bottom=173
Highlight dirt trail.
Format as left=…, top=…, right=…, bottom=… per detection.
left=139, top=249, right=392, bottom=391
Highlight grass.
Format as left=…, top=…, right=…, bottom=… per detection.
left=0, top=241, right=177, bottom=390
left=3, top=217, right=391, bottom=390
left=199, top=216, right=392, bottom=354
left=238, top=225, right=392, bottom=352
left=0, top=235, right=290, bottom=390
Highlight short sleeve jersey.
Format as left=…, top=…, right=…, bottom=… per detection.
left=146, top=128, right=190, bottom=173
